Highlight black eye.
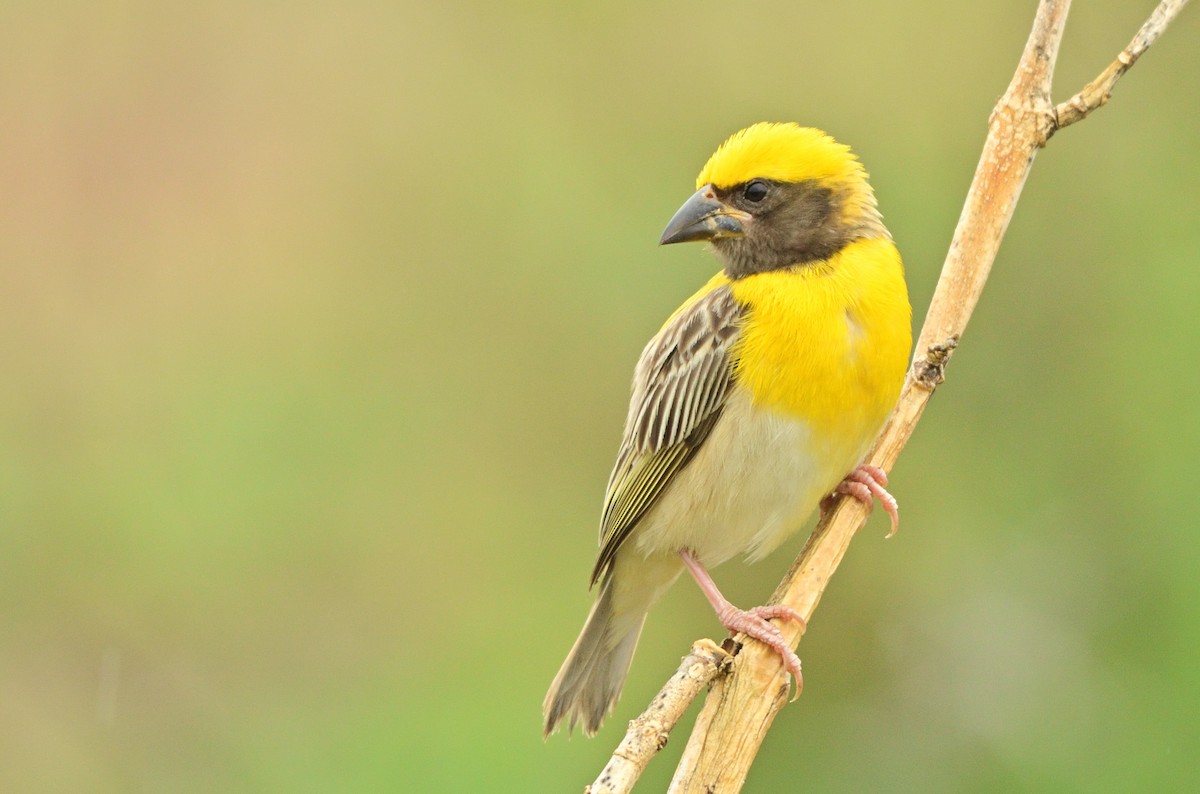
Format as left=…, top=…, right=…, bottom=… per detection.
left=743, top=180, right=769, bottom=203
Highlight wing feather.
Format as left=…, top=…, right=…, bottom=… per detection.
left=591, top=283, right=743, bottom=584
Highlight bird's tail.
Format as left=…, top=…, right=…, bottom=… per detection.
left=542, top=572, right=644, bottom=737
left=544, top=555, right=683, bottom=736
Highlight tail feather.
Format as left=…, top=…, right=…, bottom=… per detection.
left=543, top=575, right=644, bottom=737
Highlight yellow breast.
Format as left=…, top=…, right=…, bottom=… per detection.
left=729, top=237, right=911, bottom=457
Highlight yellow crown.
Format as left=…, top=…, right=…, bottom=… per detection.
left=696, top=122, right=867, bottom=190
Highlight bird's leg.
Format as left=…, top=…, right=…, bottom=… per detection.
left=819, top=463, right=900, bottom=536
left=678, top=549, right=805, bottom=693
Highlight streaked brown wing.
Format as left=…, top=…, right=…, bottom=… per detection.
left=591, top=284, right=743, bottom=584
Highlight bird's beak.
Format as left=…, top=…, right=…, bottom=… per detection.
left=659, top=185, right=751, bottom=245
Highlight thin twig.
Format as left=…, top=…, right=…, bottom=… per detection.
left=1052, top=0, right=1190, bottom=133
left=586, top=640, right=732, bottom=794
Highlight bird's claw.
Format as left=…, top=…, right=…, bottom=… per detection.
left=820, top=464, right=900, bottom=536
left=715, top=603, right=806, bottom=699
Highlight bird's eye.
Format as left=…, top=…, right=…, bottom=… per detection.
left=743, top=180, right=769, bottom=203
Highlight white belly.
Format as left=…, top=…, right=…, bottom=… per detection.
left=629, top=388, right=856, bottom=568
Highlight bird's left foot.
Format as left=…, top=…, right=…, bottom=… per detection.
left=820, top=464, right=900, bottom=536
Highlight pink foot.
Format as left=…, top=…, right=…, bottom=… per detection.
left=679, top=550, right=806, bottom=695
left=820, top=464, right=900, bottom=537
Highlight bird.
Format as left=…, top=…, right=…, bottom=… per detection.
left=543, top=122, right=912, bottom=737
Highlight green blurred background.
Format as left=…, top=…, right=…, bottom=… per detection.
left=2, top=1, right=1198, bottom=791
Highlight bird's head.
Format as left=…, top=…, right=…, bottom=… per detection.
left=660, top=122, right=888, bottom=278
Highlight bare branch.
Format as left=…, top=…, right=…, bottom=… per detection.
left=1053, top=0, right=1190, bottom=132
left=586, top=640, right=732, bottom=794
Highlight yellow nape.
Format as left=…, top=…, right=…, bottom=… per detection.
left=696, top=122, right=867, bottom=191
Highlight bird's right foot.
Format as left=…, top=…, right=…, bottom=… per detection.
left=679, top=549, right=806, bottom=695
